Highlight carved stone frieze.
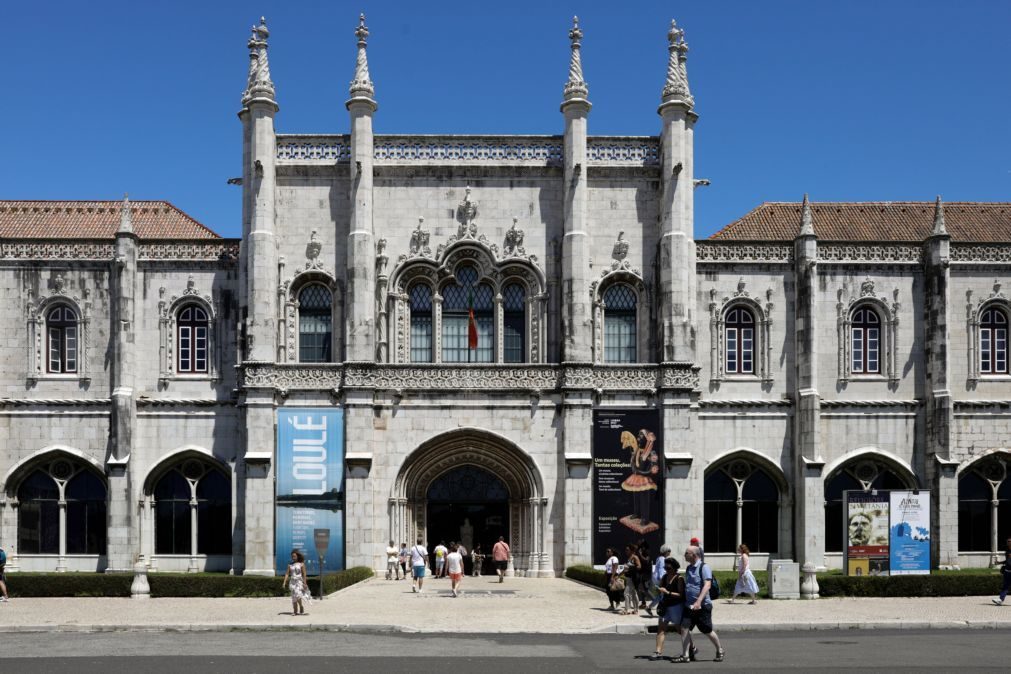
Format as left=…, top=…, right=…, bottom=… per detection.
left=139, top=242, right=239, bottom=262
left=240, top=363, right=343, bottom=390
left=695, top=243, right=793, bottom=263
left=818, top=244, right=922, bottom=263
left=951, top=244, right=1011, bottom=263
left=1, top=241, right=116, bottom=261
left=276, top=135, right=352, bottom=162
left=586, top=137, right=660, bottom=166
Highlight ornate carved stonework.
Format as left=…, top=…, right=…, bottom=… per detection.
left=695, top=243, right=793, bottom=263
left=837, top=282, right=901, bottom=385
left=406, top=218, right=432, bottom=259
left=503, top=218, right=525, bottom=258
left=26, top=274, right=92, bottom=384
left=305, top=230, right=323, bottom=269
left=586, top=138, right=660, bottom=166
left=276, top=135, right=352, bottom=162
left=951, top=244, right=1011, bottom=263
left=2, top=241, right=117, bottom=260
left=139, top=242, right=239, bottom=262
left=819, top=244, right=922, bottom=263
left=157, top=277, right=219, bottom=385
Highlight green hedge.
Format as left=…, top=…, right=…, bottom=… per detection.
left=6, top=567, right=373, bottom=598
left=565, top=565, right=768, bottom=598
left=817, top=572, right=1003, bottom=597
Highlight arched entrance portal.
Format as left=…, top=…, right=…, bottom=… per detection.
left=390, top=428, right=552, bottom=577
left=427, top=466, right=509, bottom=575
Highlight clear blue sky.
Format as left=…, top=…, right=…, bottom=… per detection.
left=2, top=1, right=1008, bottom=239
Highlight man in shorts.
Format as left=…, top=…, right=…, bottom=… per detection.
left=492, top=536, right=510, bottom=583
left=446, top=543, right=464, bottom=597
left=410, top=538, right=429, bottom=593
left=679, top=545, right=724, bottom=662
left=433, top=541, right=448, bottom=578
left=385, top=540, right=400, bottom=580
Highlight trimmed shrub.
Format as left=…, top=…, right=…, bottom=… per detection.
left=565, top=565, right=768, bottom=598
left=6, top=567, right=373, bottom=598
left=817, top=572, right=1003, bottom=597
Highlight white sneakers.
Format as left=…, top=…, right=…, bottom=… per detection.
left=992, top=597, right=1004, bottom=606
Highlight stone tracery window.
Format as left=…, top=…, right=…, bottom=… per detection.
left=503, top=283, right=526, bottom=364
left=724, top=307, right=754, bottom=375
left=16, top=458, right=107, bottom=557
left=442, top=266, right=494, bottom=363
left=979, top=307, right=1009, bottom=375
left=46, top=305, right=78, bottom=374
left=153, top=459, right=231, bottom=556
left=298, top=284, right=333, bottom=363
left=409, top=284, right=433, bottom=363
left=708, top=290, right=773, bottom=384
left=837, top=285, right=899, bottom=384
left=957, top=456, right=1009, bottom=554
left=704, top=458, right=780, bottom=553
left=850, top=306, right=881, bottom=374
left=175, top=304, right=209, bottom=374
left=603, top=284, right=637, bottom=363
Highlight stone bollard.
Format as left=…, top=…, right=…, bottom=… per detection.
left=131, top=560, right=151, bottom=600
left=800, top=563, right=819, bottom=599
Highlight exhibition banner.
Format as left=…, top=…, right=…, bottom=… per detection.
left=889, top=490, right=931, bottom=575
left=592, top=410, right=663, bottom=564
left=275, top=408, right=345, bottom=574
left=844, top=490, right=890, bottom=576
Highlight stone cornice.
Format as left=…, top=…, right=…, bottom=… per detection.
left=0, top=239, right=239, bottom=263
left=238, top=361, right=700, bottom=393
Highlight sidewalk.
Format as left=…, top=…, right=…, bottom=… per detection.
left=0, top=575, right=1009, bottom=634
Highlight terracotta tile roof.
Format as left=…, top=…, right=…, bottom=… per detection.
left=0, top=201, right=220, bottom=239
left=709, top=202, right=1011, bottom=242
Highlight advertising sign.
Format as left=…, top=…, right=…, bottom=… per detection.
left=276, top=408, right=345, bottom=574
left=844, top=491, right=890, bottom=576
left=592, top=410, right=663, bottom=564
left=889, top=490, right=931, bottom=575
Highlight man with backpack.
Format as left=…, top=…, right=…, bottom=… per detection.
left=678, top=545, right=724, bottom=662
left=0, top=544, right=9, bottom=602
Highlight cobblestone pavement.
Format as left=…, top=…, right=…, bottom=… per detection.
left=1, top=575, right=1009, bottom=633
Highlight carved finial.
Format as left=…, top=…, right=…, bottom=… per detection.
left=661, top=19, right=694, bottom=108
left=242, top=17, right=277, bottom=108
left=563, top=16, right=589, bottom=103
left=306, top=229, right=322, bottom=267
left=457, top=186, right=478, bottom=227
left=118, top=193, right=133, bottom=234
left=410, top=217, right=431, bottom=257
left=612, top=231, right=628, bottom=262
left=504, top=217, right=526, bottom=257
left=348, top=13, right=376, bottom=103
left=799, top=193, right=815, bottom=236
left=932, top=195, right=948, bottom=236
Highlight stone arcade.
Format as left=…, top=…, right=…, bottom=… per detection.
left=1, top=16, right=1009, bottom=576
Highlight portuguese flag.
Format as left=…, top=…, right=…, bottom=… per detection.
left=467, top=288, right=479, bottom=350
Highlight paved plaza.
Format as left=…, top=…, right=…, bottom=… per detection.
left=0, top=576, right=1009, bottom=634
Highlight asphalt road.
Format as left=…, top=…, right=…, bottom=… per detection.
left=0, top=630, right=1005, bottom=673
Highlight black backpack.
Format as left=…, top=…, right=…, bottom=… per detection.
left=704, top=564, right=721, bottom=600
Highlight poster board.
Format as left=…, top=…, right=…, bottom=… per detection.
left=592, top=410, right=663, bottom=564
left=889, top=490, right=931, bottom=575
left=843, top=489, right=931, bottom=576
left=276, top=408, right=345, bottom=574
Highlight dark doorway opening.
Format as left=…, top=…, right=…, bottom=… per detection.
left=426, top=465, right=509, bottom=576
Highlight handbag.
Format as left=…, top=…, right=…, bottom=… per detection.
left=609, top=576, right=626, bottom=592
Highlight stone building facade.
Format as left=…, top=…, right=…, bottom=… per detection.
left=1, top=16, right=1008, bottom=576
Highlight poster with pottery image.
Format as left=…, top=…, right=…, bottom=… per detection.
left=889, top=490, right=931, bottom=575
left=592, top=409, right=663, bottom=564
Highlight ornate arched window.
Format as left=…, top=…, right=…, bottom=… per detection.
left=704, top=459, right=780, bottom=553
left=603, top=284, right=637, bottom=363
left=17, top=459, right=107, bottom=556
left=298, top=284, right=333, bottom=363
left=154, top=459, right=232, bottom=556
left=442, top=266, right=494, bottom=363
left=824, top=460, right=910, bottom=552
left=503, top=283, right=526, bottom=363
left=724, top=307, right=755, bottom=375
left=850, top=306, right=881, bottom=374
left=176, top=304, right=209, bottom=374
left=46, top=306, right=78, bottom=374
left=409, top=284, right=433, bottom=363
left=979, top=307, right=1009, bottom=375
left=957, top=457, right=1009, bottom=554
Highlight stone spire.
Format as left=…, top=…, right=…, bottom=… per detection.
left=562, top=16, right=589, bottom=103
left=932, top=195, right=948, bottom=236
left=661, top=19, right=693, bottom=108
left=348, top=13, right=376, bottom=103
left=241, top=17, right=277, bottom=108
left=799, top=193, right=815, bottom=236
left=118, top=193, right=133, bottom=234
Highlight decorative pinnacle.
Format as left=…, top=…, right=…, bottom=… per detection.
left=661, top=19, right=694, bottom=108
left=242, top=17, right=277, bottom=108
left=563, top=16, right=589, bottom=102
left=932, top=195, right=948, bottom=236
left=348, top=13, right=376, bottom=102
left=799, top=194, right=815, bottom=236
left=118, top=193, right=133, bottom=234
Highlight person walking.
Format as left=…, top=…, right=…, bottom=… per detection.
left=649, top=557, right=685, bottom=661
left=604, top=547, right=624, bottom=611
left=0, top=544, right=9, bottom=603
left=648, top=545, right=672, bottom=616
left=282, top=549, right=311, bottom=616
left=457, top=542, right=469, bottom=576
left=690, top=536, right=705, bottom=562
left=637, top=540, right=651, bottom=614
left=731, top=543, right=759, bottom=604
left=678, top=545, right=724, bottom=662
left=410, top=538, right=429, bottom=593
left=398, top=542, right=410, bottom=580
left=621, top=543, right=642, bottom=616
left=446, top=543, right=465, bottom=597
left=434, top=541, right=448, bottom=578
left=492, top=536, right=510, bottom=583
left=385, top=540, right=400, bottom=580
left=992, top=543, right=1011, bottom=606
left=471, top=544, right=484, bottom=577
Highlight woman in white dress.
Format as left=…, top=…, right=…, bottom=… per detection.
left=283, top=549, right=312, bottom=615
left=731, top=543, right=759, bottom=604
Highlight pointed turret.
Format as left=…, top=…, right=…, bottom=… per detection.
left=118, top=193, right=133, bottom=235
left=562, top=16, right=589, bottom=106
left=932, top=195, right=948, bottom=236
left=799, top=194, right=815, bottom=236
left=241, top=17, right=277, bottom=110
left=347, top=13, right=376, bottom=110
left=660, top=19, right=693, bottom=110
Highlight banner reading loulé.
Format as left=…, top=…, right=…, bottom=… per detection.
left=889, top=490, right=931, bottom=575
left=276, top=408, right=345, bottom=574
left=592, top=410, right=664, bottom=565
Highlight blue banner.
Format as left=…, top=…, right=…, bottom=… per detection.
left=889, top=490, right=930, bottom=575
left=276, top=408, right=345, bottom=574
